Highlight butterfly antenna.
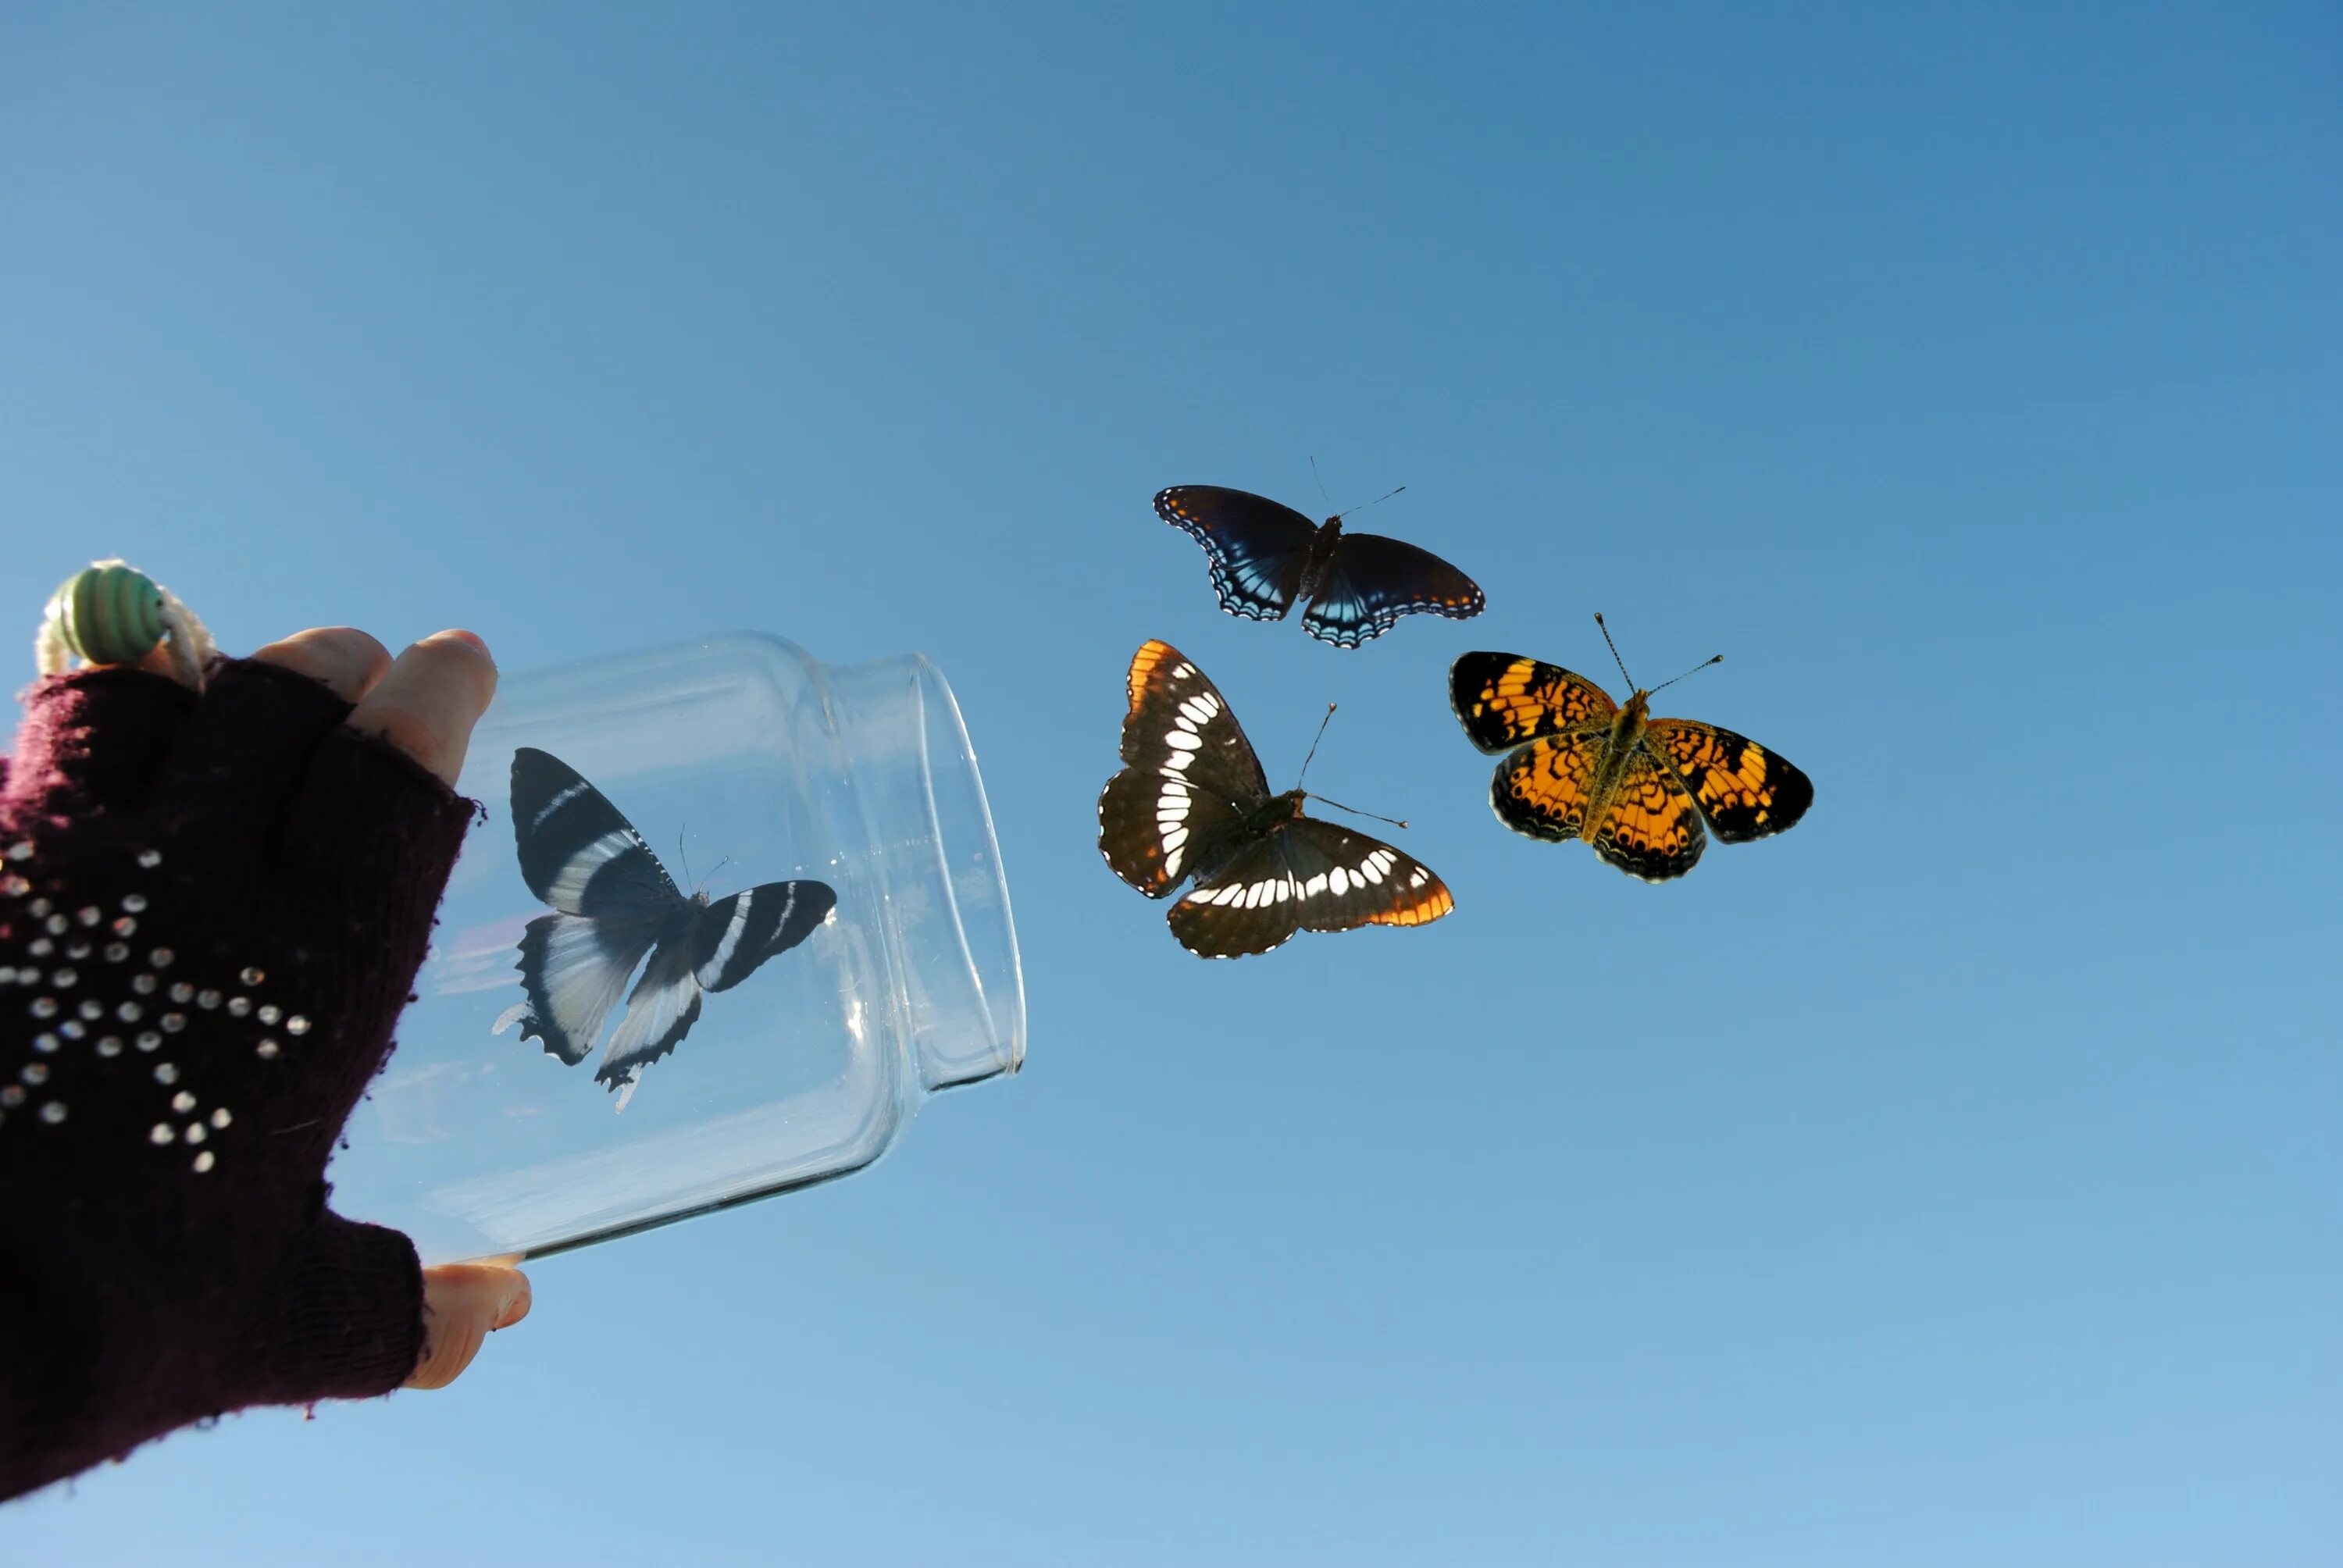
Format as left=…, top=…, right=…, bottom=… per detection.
left=1296, top=703, right=1337, bottom=788
left=676, top=825, right=692, bottom=889
left=1332, top=484, right=1406, bottom=523
left=1646, top=654, right=1724, bottom=697
left=1311, top=454, right=1335, bottom=511
left=1307, top=793, right=1410, bottom=830
left=1593, top=611, right=1636, bottom=690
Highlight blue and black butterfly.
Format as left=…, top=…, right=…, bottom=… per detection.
left=1153, top=485, right=1485, bottom=648
left=494, top=747, right=836, bottom=1111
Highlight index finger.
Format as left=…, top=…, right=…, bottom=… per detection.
left=344, top=630, right=498, bottom=786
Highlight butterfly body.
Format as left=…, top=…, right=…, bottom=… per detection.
left=1099, top=640, right=1454, bottom=957
left=1578, top=690, right=1653, bottom=829
left=1450, top=652, right=1813, bottom=882
left=1152, top=486, right=1485, bottom=647
left=1290, top=516, right=1350, bottom=604
left=497, top=747, right=838, bottom=1108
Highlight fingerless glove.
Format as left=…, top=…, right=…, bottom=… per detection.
left=1, top=659, right=475, bottom=1499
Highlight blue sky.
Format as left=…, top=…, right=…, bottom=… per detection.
left=4, top=2, right=2337, bottom=1563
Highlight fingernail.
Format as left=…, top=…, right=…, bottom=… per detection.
left=491, top=1273, right=533, bottom=1330
left=431, top=629, right=495, bottom=665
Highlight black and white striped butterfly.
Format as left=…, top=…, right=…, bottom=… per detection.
left=494, top=747, right=837, bottom=1110
left=1097, top=640, right=1456, bottom=957
left=1154, top=485, right=1485, bottom=648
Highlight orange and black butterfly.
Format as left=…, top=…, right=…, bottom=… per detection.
left=1099, top=640, right=1455, bottom=957
left=1449, top=624, right=1813, bottom=882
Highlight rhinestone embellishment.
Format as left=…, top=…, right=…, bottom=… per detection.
left=0, top=838, right=298, bottom=1175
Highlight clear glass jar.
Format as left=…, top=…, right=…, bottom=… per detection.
left=328, top=633, right=1024, bottom=1263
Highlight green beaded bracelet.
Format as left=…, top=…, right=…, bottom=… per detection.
left=47, top=563, right=167, bottom=665
left=35, top=559, right=215, bottom=690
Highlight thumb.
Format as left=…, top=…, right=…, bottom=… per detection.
left=405, top=1263, right=532, bottom=1391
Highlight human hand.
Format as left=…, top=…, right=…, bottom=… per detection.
left=409, top=1263, right=533, bottom=1390
left=249, top=624, right=497, bottom=786
left=1, top=619, right=515, bottom=1498
left=240, top=628, right=535, bottom=1397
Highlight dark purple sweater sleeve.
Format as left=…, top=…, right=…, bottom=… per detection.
left=0, top=659, right=476, bottom=1501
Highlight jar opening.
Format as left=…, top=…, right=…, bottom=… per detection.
left=904, top=656, right=1025, bottom=1086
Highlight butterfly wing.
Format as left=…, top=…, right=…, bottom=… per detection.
left=691, top=880, right=838, bottom=992
left=1164, top=836, right=1303, bottom=958
left=594, top=937, right=704, bottom=1099
left=502, top=910, right=664, bottom=1065
left=1278, top=818, right=1454, bottom=933
left=1301, top=531, right=1485, bottom=648
left=1100, top=640, right=1272, bottom=897
left=505, top=747, right=690, bottom=1066
left=1450, top=653, right=1618, bottom=754
left=1589, top=747, right=1706, bottom=882
left=1646, top=718, right=1814, bottom=844
left=1489, top=729, right=1610, bottom=844
left=1167, top=818, right=1453, bottom=957
left=511, top=747, right=685, bottom=917
left=1154, top=486, right=1317, bottom=622
left=1115, top=640, right=1271, bottom=799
